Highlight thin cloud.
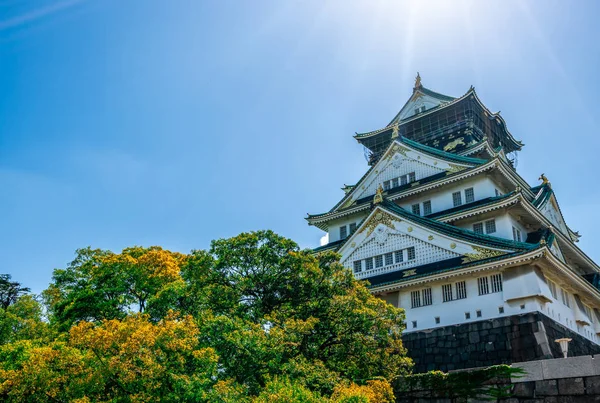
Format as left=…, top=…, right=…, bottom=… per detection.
left=0, top=0, right=82, bottom=31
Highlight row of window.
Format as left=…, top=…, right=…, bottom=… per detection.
left=411, top=200, right=432, bottom=216
left=410, top=274, right=503, bottom=309
left=383, top=172, right=416, bottom=191
left=414, top=105, right=427, bottom=115
left=452, top=187, right=475, bottom=207
left=353, top=247, right=416, bottom=273
left=473, top=219, right=496, bottom=235
left=339, top=222, right=357, bottom=239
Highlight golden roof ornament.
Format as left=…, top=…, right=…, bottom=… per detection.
left=373, top=184, right=384, bottom=205
left=391, top=122, right=399, bottom=139
left=414, top=72, right=422, bottom=90
left=539, top=173, right=550, bottom=185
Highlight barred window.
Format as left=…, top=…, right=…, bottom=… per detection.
left=375, top=255, right=384, bottom=268
left=473, top=223, right=484, bottom=234
left=561, top=289, right=570, bottom=307
left=442, top=284, right=453, bottom=302
left=365, top=258, right=373, bottom=271
left=512, top=226, right=521, bottom=242
left=423, top=200, right=432, bottom=215
left=452, top=191, right=462, bottom=207
left=349, top=222, right=357, bottom=233
left=465, top=187, right=475, bottom=203
left=478, top=277, right=490, bottom=295
left=490, top=274, right=503, bottom=293
left=456, top=281, right=467, bottom=299
left=383, top=180, right=391, bottom=191
left=485, top=220, right=496, bottom=234
left=422, top=288, right=432, bottom=306
left=548, top=280, right=558, bottom=299
left=339, top=225, right=347, bottom=239
left=411, top=290, right=422, bottom=308
left=392, top=178, right=399, bottom=188
left=353, top=261, right=362, bottom=273
left=409, top=172, right=416, bottom=183
left=394, top=250, right=404, bottom=263
left=401, top=175, right=408, bottom=186
left=407, top=247, right=416, bottom=260
left=411, top=203, right=421, bottom=215
left=384, top=252, right=393, bottom=266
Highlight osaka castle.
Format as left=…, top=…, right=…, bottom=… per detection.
left=306, top=74, right=600, bottom=372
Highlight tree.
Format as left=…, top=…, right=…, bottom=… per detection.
left=0, top=275, right=30, bottom=309
left=43, top=246, right=186, bottom=330
left=184, top=231, right=412, bottom=395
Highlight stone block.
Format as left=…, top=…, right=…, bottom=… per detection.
left=513, top=360, right=544, bottom=382
left=512, top=381, right=535, bottom=397
left=542, top=356, right=595, bottom=379
left=469, top=332, right=480, bottom=343
left=557, top=377, right=585, bottom=395
left=535, top=380, right=558, bottom=396
left=585, top=375, right=600, bottom=395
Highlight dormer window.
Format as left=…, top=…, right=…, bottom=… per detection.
left=414, top=106, right=426, bottom=114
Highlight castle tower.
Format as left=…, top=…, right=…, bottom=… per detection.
left=307, top=74, right=600, bottom=372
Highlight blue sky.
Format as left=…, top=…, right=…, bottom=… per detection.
left=1, top=0, right=600, bottom=293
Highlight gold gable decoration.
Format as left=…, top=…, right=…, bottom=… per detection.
left=462, top=246, right=506, bottom=264
left=358, top=211, right=397, bottom=238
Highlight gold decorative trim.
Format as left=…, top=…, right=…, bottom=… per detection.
left=450, top=243, right=457, bottom=249
left=403, top=269, right=417, bottom=277
left=407, top=227, right=413, bottom=233
left=428, top=235, right=434, bottom=241
left=358, top=211, right=397, bottom=237
left=445, top=164, right=468, bottom=174
left=462, top=246, right=506, bottom=264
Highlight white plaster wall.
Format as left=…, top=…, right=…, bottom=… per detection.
left=326, top=212, right=369, bottom=243
left=455, top=212, right=528, bottom=242
left=391, top=271, right=600, bottom=346
left=396, top=176, right=499, bottom=216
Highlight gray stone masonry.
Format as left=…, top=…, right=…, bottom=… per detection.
left=402, top=312, right=600, bottom=373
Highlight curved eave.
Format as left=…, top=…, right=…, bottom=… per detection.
left=355, top=87, right=523, bottom=153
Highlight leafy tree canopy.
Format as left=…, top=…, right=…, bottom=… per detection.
left=1, top=231, right=412, bottom=402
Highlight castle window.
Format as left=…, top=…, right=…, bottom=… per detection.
left=443, top=281, right=467, bottom=302
left=412, top=320, right=417, bottom=328
left=375, top=255, right=384, bottom=268
left=465, top=187, right=475, bottom=203
left=401, top=176, right=408, bottom=186
left=365, top=257, right=374, bottom=271
left=339, top=225, right=347, bottom=239
left=385, top=252, right=393, bottom=266
left=485, top=220, right=496, bottom=234
left=435, top=316, right=440, bottom=324
left=490, top=274, right=503, bottom=293
left=353, top=261, right=362, bottom=273
left=411, top=203, right=421, bottom=216
left=498, top=306, right=504, bottom=314
left=473, top=223, right=484, bottom=234
left=452, top=191, right=462, bottom=207
left=411, top=288, right=432, bottom=308
left=456, top=281, right=467, bottom=299
left=407, top=247, right=416, bottom=260
left=478, top=277, right=490, bottom=295
left=561, top=289, right=571, bottom=308
left=442, top=284, right=453, bottom=302
left=465, top=312, right=471, bottom=319
left=392, top=178, right=399, bottom=188
left=383, top=180, right=391, bottom=191
left=349, top=222, right=357, bottom=233
left=423, top=200, right=432, bottom=215
left=409, top=172, right=416, bottom=183
left=548, top=280, right=558, bottom=299
left=476, top=310, right=482, bottom=318
left=394, top=250, right=404, bottom=263
left=512, top=226, right=522, bottom=242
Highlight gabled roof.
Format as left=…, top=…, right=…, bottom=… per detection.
left=387, top=84, right=456, bottom=126
left=306, top=137, right=486, bottom=224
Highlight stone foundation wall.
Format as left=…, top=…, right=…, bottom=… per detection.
left=395, top=355, right=600, bottom=402
left=402, top=312, right=600, bottom=373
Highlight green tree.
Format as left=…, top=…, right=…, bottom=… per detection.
left=0, top=275, right=30, bottom=309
